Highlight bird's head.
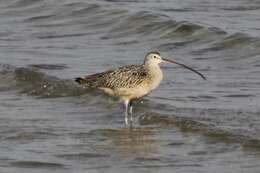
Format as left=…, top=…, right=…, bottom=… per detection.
left=144, top=51, right=163, bottom=65
left=144, top=51, right=206, bottom=80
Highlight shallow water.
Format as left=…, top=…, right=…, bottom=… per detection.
left=0, top=0, right=260, bottom=172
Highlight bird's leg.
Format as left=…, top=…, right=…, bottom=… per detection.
left=129, top=100, right=133, bottom=123
left=124, top=100, right=129, bottom=126
left=128, top=100, right=134, bottom=128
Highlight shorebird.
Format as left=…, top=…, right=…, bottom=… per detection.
left=75, top=52, right=206, bottom=126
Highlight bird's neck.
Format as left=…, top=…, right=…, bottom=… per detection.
left=144, top=62, right=161, bottom=73
left=143, top=63, right=163, bottom=90
left=144, top=63, right=163, bottom=80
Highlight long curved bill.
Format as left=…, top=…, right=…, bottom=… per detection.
left=162, top=58, right=206, bottom=80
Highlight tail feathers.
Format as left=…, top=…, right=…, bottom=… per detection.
left=75, top=75, right=100, bottom=87
left=75, top=77, right=87, bottom=84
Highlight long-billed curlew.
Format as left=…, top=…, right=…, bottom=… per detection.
left=75, top=52, right=206, bottom=126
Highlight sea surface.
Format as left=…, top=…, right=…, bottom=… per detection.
left=0, top=0, right=260, bottom=173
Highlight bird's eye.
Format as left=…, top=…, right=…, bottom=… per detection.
left=153, top=56, right=157, bottom=58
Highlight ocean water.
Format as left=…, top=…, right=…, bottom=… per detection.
left=0, top=0, right=260, bottom=172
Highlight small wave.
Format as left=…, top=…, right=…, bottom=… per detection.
left=36, top=33, right=89, bottom=39
left=0, top=64, right=90, bottom=98
left=109, top=11, right=203, bottom=39
left=0, top=64, right=16, bottom=91
left=171, top=21, right=202, bottom=35
left=223, top=94, right=255, bottom=98
left=221, top=6, right=260, bottom=11
left=210, top=33, right=258, bottom=50
left=108, top=11, right=162, bottom=38
left=68, top=4, right=101, bottom=17
left=10, top=161, right=64, bottom=169
left=157, top=40, right=199, bottom=51
left=139, top=112, right=211, bottom=131
left=139, top=112, right=260, bottom=150
left=28, top=64, right=68, bottom=70
left=159, top=7, right=193, bottom=12
left=14, top=67, right=89, bottom=98
left=24, top=14, right=54, bottom=22
left=8, top=0, right=43, bottom=8
left=5, top=131, right=59, bottom=141
left=56, top=152, right=109, bottom=160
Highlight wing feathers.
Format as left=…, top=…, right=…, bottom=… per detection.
left=75, top=65, right=148, bottom=89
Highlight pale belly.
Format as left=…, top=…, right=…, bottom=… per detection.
left=99, top=86, right=150, bottom=100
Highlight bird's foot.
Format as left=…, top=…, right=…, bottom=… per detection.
left=124, top=117, right=135, bottom=129
left=124, top=116, right=129, bottom=126
left=129, top=122, right=133, bottom=129
left=130, top=116, right=134, bottom=125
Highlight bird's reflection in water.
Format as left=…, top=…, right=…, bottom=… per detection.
left=87, top=127, right=159, bottom=158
